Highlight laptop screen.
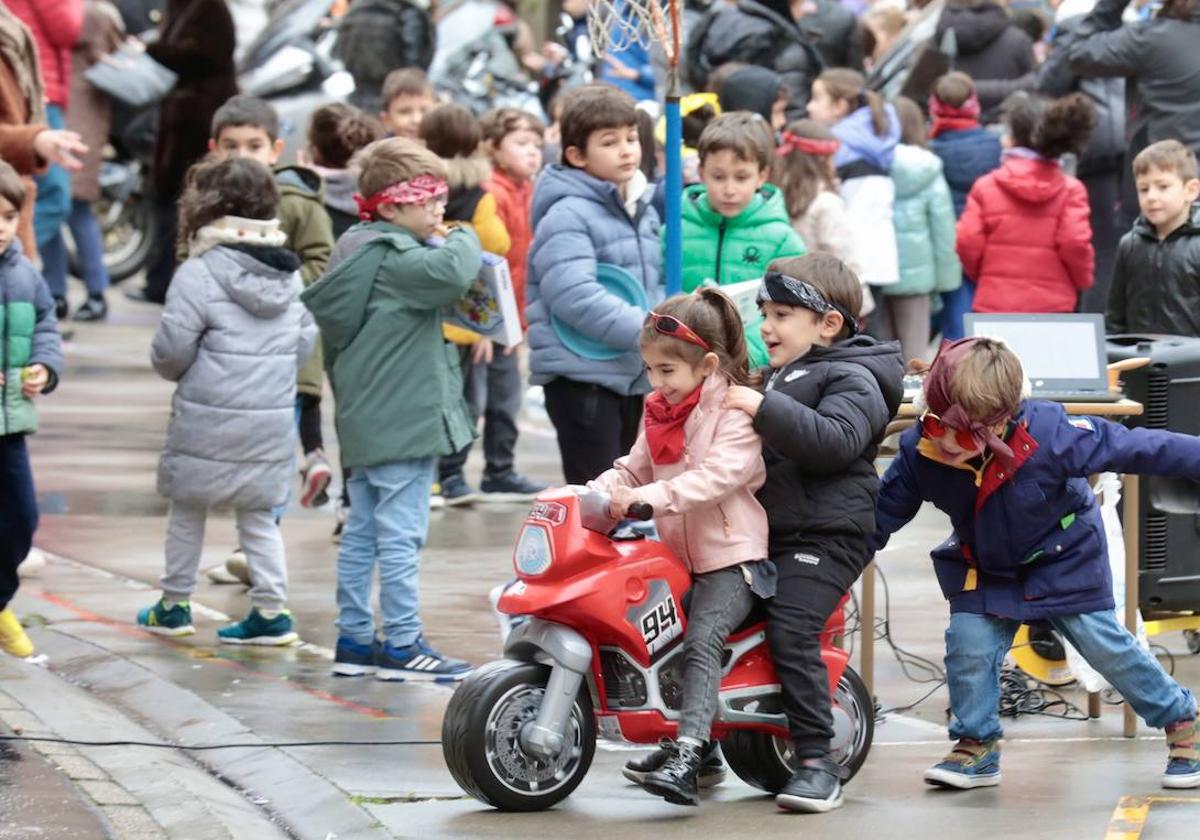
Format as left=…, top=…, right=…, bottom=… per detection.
left=963, top=314, right=1107, bottom=390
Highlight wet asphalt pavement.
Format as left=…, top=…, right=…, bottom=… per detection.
left=2, top=291, right=1199, bottom=838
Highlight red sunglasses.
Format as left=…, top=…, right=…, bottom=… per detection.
left=919, top=410, right=979, bottom=451
left=647, top=311, right=711, bottom=351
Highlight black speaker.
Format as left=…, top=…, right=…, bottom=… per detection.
left=1107, top=335, right=1200, bottom=612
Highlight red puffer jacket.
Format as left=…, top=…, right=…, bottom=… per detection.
left=956, top=155, right=1094, bottom=313
left=6, top=0, right=83, bottom=109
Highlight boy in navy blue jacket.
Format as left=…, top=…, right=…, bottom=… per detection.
left=872, top=337, right=1200, bottom=791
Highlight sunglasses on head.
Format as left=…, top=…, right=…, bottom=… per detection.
left=919, top=410, right=979, bottom=451
left=646, top=311, right=711, bottom=352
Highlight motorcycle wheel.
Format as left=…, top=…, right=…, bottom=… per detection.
left=442, top=659, right=596, bottom=811
left=722, top=666, right=874, bottom=793
left=66, top=189, right=156, bottom=284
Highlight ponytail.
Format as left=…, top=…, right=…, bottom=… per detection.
left=696, top=286, right=756, bottom=386
left=639, top=289, right=759, bottom=386
left=816, top=68, right=890, bottom=137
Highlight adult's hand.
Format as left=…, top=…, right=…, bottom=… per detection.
left=34, top=130, right=88, bottom=172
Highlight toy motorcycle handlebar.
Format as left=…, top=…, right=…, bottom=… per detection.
left=625, top=502, right=654, bottom=521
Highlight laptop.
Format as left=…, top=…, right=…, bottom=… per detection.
left=963, top=313, right=1121, bottom=403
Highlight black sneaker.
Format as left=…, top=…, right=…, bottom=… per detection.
left=440, top=474, right=478, bottom=507
left=775, top=756, right=848, bottom=813
left=641, top=740, right=704, bottom=806
left=480, top=472, right=548, bottom=503
left=623, top=740, right=727, bottom=787
left=73, top=296, right=107, bottom=322
left=53, top=295, right=68, bottom=320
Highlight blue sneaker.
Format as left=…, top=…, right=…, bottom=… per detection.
left=136, top=599, right=195, bottom=637
left=333, top=636, right=379, bottom=677
left=1163, top=718, right=1200, bottom=789
left=217, top=609, right=298, bottom=646
left=923, top=739, right=1001, bottom=789
left=440, top=474, right=478, bottom=507
left=375, top=636, right=472, bottom=682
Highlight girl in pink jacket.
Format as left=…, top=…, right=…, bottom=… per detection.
left=590, top=287, right=772, bottom=807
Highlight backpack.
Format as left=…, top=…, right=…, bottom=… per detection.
left=334, top=0, right=435, bottom=108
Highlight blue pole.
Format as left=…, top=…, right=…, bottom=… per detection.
left=664, top=89, right=682, bottom=296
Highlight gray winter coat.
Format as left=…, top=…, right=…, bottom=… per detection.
left=152, top=244, right=316, bottom=509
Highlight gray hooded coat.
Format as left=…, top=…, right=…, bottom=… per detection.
left=151, top=244, right=316, bottom=509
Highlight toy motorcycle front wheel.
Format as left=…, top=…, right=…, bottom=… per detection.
left=722, top=666, right=874, bottom=793
left=442, top=659, right=596, bottom=810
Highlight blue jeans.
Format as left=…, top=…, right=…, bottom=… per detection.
left=945, top=610, right=1197, bottom=742
left=938, top=279, right=975, bottom=341
left=336, top=457, right=434, bottom=647
left=32, top=105, right=71, bottom=250
left=42, top=198, right=112, bottom=298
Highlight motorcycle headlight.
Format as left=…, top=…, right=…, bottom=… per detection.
left=514, top=524, right=553, bottom=576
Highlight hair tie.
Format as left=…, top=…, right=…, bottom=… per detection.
left=777, top=131, right=841, bottom=158
left=353, top=175, right=448, bottom=221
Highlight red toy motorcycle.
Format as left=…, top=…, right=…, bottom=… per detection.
left=442, top=489, right=873, bottom=811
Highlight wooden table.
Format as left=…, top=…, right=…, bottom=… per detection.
left=864, top=399, right=1144, bottom=737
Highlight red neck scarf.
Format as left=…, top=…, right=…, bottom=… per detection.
left=643, top=386, right=704, bottom=465
left=929, top=91, right=982, bottom=140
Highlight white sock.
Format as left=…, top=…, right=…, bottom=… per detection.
left=678, top=736, right=703, bottom=748
left=257, top=608, right=282, bottom=619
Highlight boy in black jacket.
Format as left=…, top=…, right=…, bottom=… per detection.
left=1108, top=140, right=1200, bottom=336
left=725, top=254, right=904, bottom=813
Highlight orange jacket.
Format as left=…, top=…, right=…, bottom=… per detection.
left=486, top=167, right=534, bottom=329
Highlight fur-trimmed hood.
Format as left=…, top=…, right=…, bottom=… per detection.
left=443, top=155, right=492, bottom=191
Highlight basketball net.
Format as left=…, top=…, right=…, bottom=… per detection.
left=586, top=0, right=682, bottom=71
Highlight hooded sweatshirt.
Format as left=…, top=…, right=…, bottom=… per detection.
left=1108, top=202, right=1200, bottom=336
left=718, top=65, right=784, bottom=125
left=889, top=144, right=962, bottom=297
left=935, top=2, right=1035, bottom=118
left=752, top=335, right=904, bottom=555
left=834, top=104, right=901, bottom=286
left=957, top=153, right=1094, bottom=313
left=312, top=164, right=360, bottom=239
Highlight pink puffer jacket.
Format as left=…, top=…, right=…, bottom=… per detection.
left=7, top=0, right=83, bottom=108
left=590, top=374, right=769, bottom=575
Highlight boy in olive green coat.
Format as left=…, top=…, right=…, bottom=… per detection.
left=302, top=138, right=481, bottom=682
left=675, top=113, right=806, bottom=368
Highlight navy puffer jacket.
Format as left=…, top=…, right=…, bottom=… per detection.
left=930, top=127, right=1002, bottom=218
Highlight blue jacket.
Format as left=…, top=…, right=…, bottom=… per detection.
left=526, top=166, right=664, bottom=395
left=871, top=400, right=1200, bottom=621
left=888, top=144, right=961, bottom=297
left=929, top=126, right=1002, bottom=217
left=600, top=4, right=657, bottom=102
left=834, top=104, right=900, bottom=176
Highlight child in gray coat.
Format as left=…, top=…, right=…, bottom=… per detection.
left=137, top=158, right=316, bottom=645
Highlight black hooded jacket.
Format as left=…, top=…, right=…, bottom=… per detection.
left=1107, top=202, right=1200, bottom=337
left=719, top=65, right=785, bottom=125
left=752, top=336, right=904, bottom=554
left=936, top=1, right=1034, bottom=118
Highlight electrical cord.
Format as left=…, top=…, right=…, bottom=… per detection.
left=0, top=735, right=441, bottom=750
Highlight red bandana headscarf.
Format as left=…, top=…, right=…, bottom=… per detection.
left=777, top=131, right=841, bottom=158
left=643, top=386, right=704, bottom=465
left=928, top=91, right=982, bottom=140
left=923, top=338, right=1015, bottom=465
left=354, top=175, right=449, bottom=221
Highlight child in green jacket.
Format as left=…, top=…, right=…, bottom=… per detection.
left=301, top=138, right=482, bottom=682
left=675, top=112, right=806, bottom=368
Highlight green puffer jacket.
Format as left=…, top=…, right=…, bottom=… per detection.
left=676, top=183, right=806, bottom=368
left=1, top=242, right=63, bottom=436
left=888, top=144, right=962, bottom=297
left=300, top=222, right=481, bottom=469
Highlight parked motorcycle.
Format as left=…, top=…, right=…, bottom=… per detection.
left=442, top=489, right=874, bottom=811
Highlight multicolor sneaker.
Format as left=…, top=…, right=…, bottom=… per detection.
left=300, top=448, right=333, bottom=508
left=0, top=607, right=34, bottom=658
left=429, top=482, right=445, bottom=510
left=1163, top=718, right=1200, bottom=788
left=136, top=599, right=195, bottom=637
left=332, top=636, right=379, bottom=677
left=923, top=738, right=1001, bottom=789
left=217, top=609, right=298, bottom=646
left=375, top=636, right=472, bottom=682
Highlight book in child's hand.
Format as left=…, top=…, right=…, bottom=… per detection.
left=441, top=252, right=523, bottom=348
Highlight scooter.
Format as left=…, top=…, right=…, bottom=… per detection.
left=442, top=488, right=874, bottom=811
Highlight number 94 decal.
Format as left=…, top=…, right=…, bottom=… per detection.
left=627, top=579, right=683, bottom=656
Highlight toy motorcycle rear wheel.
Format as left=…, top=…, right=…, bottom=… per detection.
left=722, top=666, right=874, bottom=793
left=442, top=659, right=596, bottom=810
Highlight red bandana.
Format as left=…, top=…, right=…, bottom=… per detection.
left=353, top=175, right=449, bottom=221
left=929, top=91, right=982, bottom=140
left=777, top=131, right=840, bottom=158
left=643, top=386, right=704, bottom=465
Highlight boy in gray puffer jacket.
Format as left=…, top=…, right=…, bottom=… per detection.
left=137, top=158, right=316, bottom=647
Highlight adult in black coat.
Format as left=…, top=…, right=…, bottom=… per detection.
left=687, top=0, right=824, bottom=120
left=936, top=0, right=1034, bottom=120
left=133, top=0, right=237, bottom=303
left=800, top=0, right=864, bottom=72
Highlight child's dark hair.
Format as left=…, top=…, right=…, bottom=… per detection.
left=698, top=112, right=774, bottom=171
left=766, top=253, right=862, bottom=342
left=640, top=288, right=756, bottom=385
left=933, top=71, right=976, bottom=108
left=177, top=157, right=279, bottom=249
left=419, top=102, right=483, bottom=159
left=559, top=84, right=638, bottom=164
left=706, top=61, right=749, bottom=98
left=307, top=103, right=384, bottom=169
left=895, top=96, right=928, bottom=148
left=771, top=119, right=839, bottom=219
left=636, top=108, right=657, bottom=182
left=0, top=160, right=26, bottom=209
left=211, top=94, right=280, bottom=142
left=381, top=68, right=434, bottom=110
left=816, top=68, right=890, bottom=137
left=683, top=98, right=720, bottom=149
left=1133, top=139, right=1199, bottom=182
left=1002, top=91, right=1095, bottom=160
left=480, top=107, right=546, bottom=148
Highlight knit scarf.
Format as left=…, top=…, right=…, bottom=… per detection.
left=643, top=386, right=703, bottom=465
left=929, top=91, right=980, bottom=141
left=0, top=6, right=45, bottom=125
left=188, top=216, right=287, bottom=257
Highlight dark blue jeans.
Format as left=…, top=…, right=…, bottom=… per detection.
left=42, top=198, right=112, bottom=299
left=0, top=434, right=38, bottom=611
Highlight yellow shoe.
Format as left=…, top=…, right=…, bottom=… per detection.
left=0, top=607, right=34, bottom=658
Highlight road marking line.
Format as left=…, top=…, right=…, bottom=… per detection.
left=1103, top=795, right=1200, bottom=840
